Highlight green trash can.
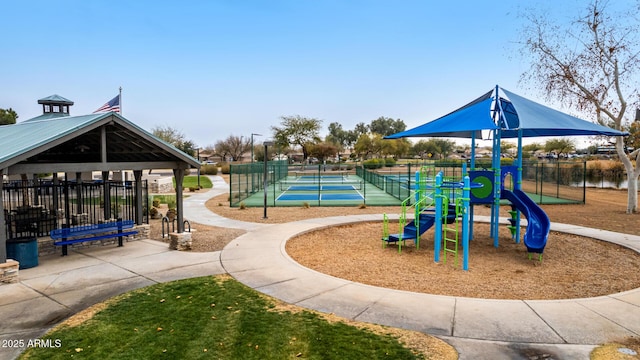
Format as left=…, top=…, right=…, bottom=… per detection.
left=6, top=236, right=39, bottom=269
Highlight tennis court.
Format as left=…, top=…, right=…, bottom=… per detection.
left=230, top=162, right=584, bottom=208
left=276, top=174, right=365, bottom=202
left=236, top=172, right=402, bottom=207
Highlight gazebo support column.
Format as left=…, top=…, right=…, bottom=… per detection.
left=173, top=168, right=185, bottom=233
left=32, top=174, right=39, bottom=206
left=52, top=173, right=59, bottom=220
left=134, top=170, right=143, bottom=225
left=102, top=171, right=111, bottom=220
left=75, top=172, right=82, bottom=215
left=64, top=173, right=71, bottom=226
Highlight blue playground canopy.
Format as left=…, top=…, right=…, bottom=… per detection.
left=384, top=90, right=499, bottom=139
left=385, top=86, right=627, bottom=139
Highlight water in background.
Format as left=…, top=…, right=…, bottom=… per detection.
left=573, top=177, right=639, bottom=189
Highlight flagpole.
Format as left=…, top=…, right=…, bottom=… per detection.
left=119, top=86, right=122, bottom=115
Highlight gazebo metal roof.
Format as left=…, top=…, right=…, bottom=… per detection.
left=0, top=111, right=199, bottom=175
left=37, top=94, right=74, bottom=105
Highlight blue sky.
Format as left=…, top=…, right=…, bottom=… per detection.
left=1, top=0, right=589, bottom=148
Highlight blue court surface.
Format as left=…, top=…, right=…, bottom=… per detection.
left=277, top=193, right=364, bottom=201
left=284, top=185, right=358, bottom=191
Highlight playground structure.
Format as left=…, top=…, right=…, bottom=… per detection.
left=382, top=162, right=550, bottom=271
left=382, top=85, right=627, bottom=270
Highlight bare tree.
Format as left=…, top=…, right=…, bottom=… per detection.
left=214, top=135, right=250, bottom=162
left=307, top=142, right=338, bottom=163
left=519, top=0, right=640, bottom=213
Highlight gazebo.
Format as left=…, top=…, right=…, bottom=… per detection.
left=0, top=95, right=200, bottom=272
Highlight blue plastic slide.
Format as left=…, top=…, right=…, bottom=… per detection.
left=387, top=212, right=436, bottom=243
left=500, top=189, right=550, bottom=254
left=386, top=205, right=458, bottom=244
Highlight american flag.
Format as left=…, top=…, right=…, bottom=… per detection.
left=93, top=95, right=120, bottom=113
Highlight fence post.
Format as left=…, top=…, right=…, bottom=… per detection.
left=582, top=161, right=587, bottom=203
left=317, top=164, right=321, bottom=206
left=556, top=161, right=560, bottom=199
left=539, top=164, right=544, bottom=203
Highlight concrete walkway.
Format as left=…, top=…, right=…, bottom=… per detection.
left=2, top=175, right=639, bottom=359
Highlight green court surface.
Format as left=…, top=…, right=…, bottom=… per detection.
left=520, top=192, right=581, bottom=205
left=239, top=175, right=403, bottom=207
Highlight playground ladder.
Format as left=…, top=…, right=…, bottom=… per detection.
left=443, top=197, right=469, bottom=267
left=441, top=196, right=458, bottom=266
left=507, top=209, right=518, bottom=240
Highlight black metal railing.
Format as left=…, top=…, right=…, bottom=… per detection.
left=3, top=179, right=148, bottom=239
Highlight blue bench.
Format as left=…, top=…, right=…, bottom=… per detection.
left=50, top=219, right=138, bottom=256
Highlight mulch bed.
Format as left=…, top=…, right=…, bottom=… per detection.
left=286, top=222, right=640, bottom=300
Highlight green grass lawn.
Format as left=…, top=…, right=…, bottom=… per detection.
left=176, top=175, right=213, bottom=189
left=20, top=276, right=425, bottom=360
left=151, top=176, right=212, bottom=207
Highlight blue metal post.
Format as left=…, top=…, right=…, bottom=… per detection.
left=491, top=85, right=504, bottom=248
left=469, top=132, right=476, bottom=241
left=515, top=128, right=523, bottom=243
left=492, top=128, right=501, bottom=248
left=462, top=176, right=470, bottom=271
left=434, top=172, right=443, bottom=263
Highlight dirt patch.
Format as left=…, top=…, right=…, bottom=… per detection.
left=148, top=217, right=245, bottom=252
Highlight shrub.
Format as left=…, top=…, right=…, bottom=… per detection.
left=239, top=201, right=246, bottom=210
left=501, top=158, right=514, bottom=166
left=359, top=203, right=367, bottom=209
left=363, top=158, right=383, bottom=169
left=220, top=164, right=231, bottom=174
left=302, top=202, right=310, bottom=209
left=152, top=199, right=161, bottom=208
left=587, top=161, right=603, bottom=178
left=384, top=157, right=396, bottom=167
left=201, top=164, right=218, bottom=175
left=167, top=200, right=177, bottom=210
left=608, top=161, right=625, bottom=173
